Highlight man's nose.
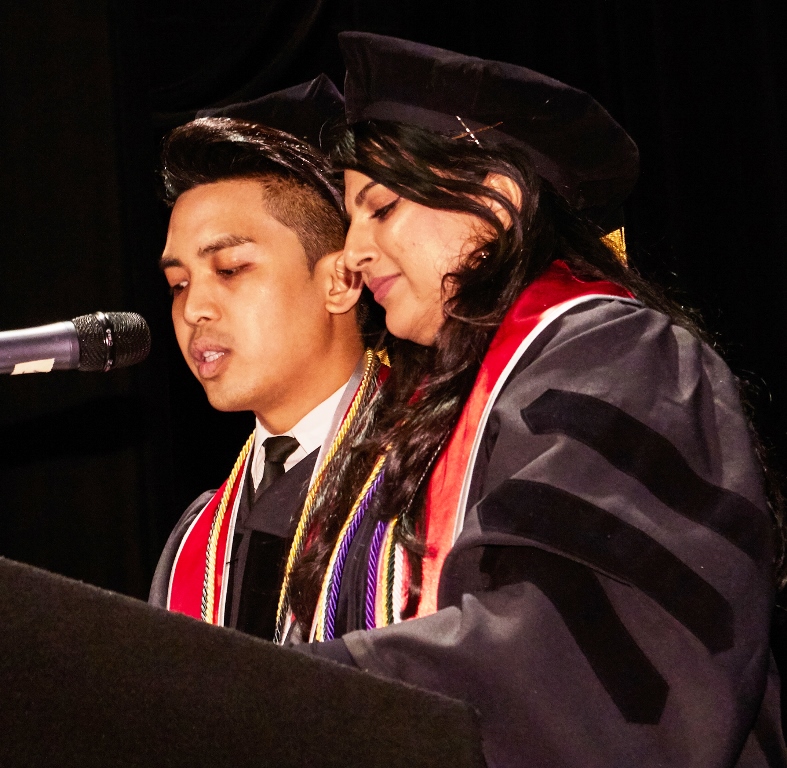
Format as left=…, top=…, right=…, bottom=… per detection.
left=181, top=277, right=220, bottom=326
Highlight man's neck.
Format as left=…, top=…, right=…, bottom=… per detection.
left=254, top=349, right=364, bottom=435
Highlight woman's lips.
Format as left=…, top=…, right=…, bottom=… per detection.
left=367, top=274, right=400, bottom=303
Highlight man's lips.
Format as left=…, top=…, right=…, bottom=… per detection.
left=190, top=339, right=231, bottom=379
left=367, top=274, right=400, bottom=303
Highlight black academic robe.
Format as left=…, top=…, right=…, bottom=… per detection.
left=149, top=449, right=318, bottom=639
left=300, top=299, right=787, bottom=768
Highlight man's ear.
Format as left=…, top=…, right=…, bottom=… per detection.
left=482, top=173, right=523, bottom=229
left=318, top=250, right=364, bottom=315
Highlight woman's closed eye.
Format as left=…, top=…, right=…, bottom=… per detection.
left=371, top=197, right=400, bottom=221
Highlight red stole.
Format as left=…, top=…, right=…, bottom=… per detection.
left=416, top=261, right=634, bottom=617
left=168, top=354, right=389, bottom=627
left=167, top=466, right=248, bottom=623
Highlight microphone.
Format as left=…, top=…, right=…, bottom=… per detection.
left=0, top=312, right=151, bottom=375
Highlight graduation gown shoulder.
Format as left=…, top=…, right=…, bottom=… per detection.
left=148, top=490, right=216, bottom=609
left=338, top=298, right=786, bottom=768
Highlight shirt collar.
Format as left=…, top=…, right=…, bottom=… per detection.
left=250, top=381, right=348, bottom=489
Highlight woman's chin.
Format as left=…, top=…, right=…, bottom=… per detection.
left=385, top=315, right=440, bottom=346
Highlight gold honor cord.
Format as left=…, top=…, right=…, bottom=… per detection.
left=273, top=348, right=380, bottom=644
left=379, top=517, right=399, bottom=626
left=200, top=432, right=255, bottom=624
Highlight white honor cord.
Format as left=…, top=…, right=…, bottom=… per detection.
left=215, top=465, right=247, bottom=627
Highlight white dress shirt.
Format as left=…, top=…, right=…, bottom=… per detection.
left=249, top=382, right=347, bottom=490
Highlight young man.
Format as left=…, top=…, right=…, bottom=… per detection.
left=148, top=86, right=382, bottom=640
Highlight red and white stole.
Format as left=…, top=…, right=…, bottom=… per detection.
left=167, top=473, right=246, bottom=623
left=167, top=355, right=375, bottom=625
left=414, top=260, right=635, bottom=618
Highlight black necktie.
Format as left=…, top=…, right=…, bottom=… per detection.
left=257, top=435, right=300, bottom=494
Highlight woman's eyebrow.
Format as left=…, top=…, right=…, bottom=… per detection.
left=354, top=180, right=378, bottom=207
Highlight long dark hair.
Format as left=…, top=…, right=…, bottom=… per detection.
left=288, top=121, right=785, bottom=629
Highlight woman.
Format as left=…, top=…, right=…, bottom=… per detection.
left=283, top=33, right=787, bottom=767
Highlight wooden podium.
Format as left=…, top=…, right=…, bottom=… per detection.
left=0, top=557, right=484, bottom=767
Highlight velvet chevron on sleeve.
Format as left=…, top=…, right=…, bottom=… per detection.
left=336, top=300, right=786, bottom=768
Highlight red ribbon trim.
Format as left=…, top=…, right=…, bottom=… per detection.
left=168, top=460, right=247, bottom=623
left=416, top=261, right=633, bottom=618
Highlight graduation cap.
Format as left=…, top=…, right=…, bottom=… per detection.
left=196, top=73, right=344, bottom=150
left=339, top=32, right=638, bottom=232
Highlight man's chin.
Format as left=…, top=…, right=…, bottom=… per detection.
left=202, top=383, right=250, bottom=413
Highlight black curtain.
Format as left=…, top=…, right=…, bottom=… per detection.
left=1, top=0, right=785, bottom=609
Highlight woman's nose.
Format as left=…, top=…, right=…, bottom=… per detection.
left=343, top=223, right=378, bottom=272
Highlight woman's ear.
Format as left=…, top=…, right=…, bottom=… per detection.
left=319, top=250, right=365, bottom=315
left=482, top=173, right=523, bottom=229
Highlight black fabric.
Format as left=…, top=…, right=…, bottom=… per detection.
left=196, top=73, right=344, bottom=150
left=227, top=446, right=318, bottom=637
left=758, top=699, right=787, bottom=768
left=482, top=546, right=669, bottom=724
left=339, top=31, right=639, bottom=230
left=225, top=435, right=301, bottom=627
left=521, top=388, right=769, bottom=561
left=246, top=446, right=318, bottom=533
left=0, top=557, right=485, bottom=768
left=336, top=299, right=785, bottom=768
left=223, top=530, right=244, bottom=629
left=292, top=638, right=358, bottom=667
left=233, top=531, right=289, bottom=640
left=149, top=446, right=318, bottom=640
left=479, top=477, right=733, bottom=654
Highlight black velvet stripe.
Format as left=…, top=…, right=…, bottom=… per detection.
left=478, top=479, right=734, bottom=653
left=223, top=533, right=243, bottom=627
left=236, top=532, right=289, bottom=640
left=521, top=389, right=768, bottom=562
left=485, top=547, right=669, bottom=723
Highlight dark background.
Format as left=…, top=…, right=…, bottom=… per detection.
left=1, top=0, right=785, bottom=616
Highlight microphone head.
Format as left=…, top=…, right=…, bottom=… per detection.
left=72, top=312, right=151, bottom=372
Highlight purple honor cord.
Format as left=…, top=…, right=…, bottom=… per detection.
left=323, top=469, right=385, bottom=640
left=365, top=520, right=389, bottom=630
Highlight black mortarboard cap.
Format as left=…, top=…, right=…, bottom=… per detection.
left=339, top=32, right=639, bottom=231
left=197, top=74, right=344, bottom=150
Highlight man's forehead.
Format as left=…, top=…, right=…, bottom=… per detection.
left=160, top=177, right=312, bottom=268
left=161, top=181, right=272, bottom=261
left=175, top=177, right=276, bottom=215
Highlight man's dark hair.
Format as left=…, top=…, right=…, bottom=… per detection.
left=160, top=117, right=345, bottom=269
